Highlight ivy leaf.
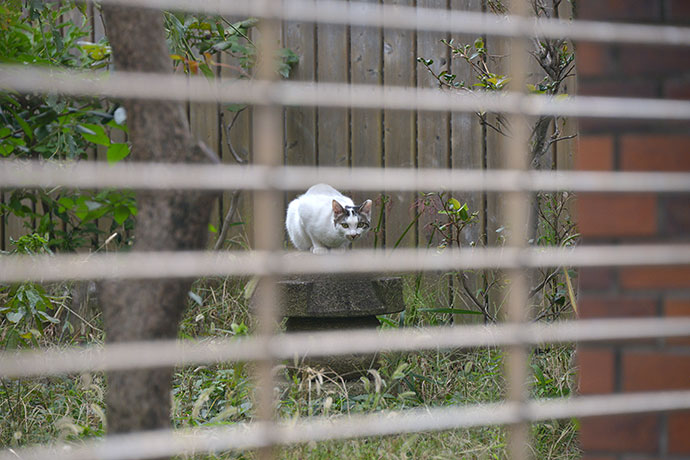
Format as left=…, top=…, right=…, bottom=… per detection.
left=106, top=143, right=130, bottom=164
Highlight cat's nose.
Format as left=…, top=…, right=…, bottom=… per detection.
left=348, top=234, right=357, bottom=240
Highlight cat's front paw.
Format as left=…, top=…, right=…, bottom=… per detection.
left=312, top=247, right=329, bottom=255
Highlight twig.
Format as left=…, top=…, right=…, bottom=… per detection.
left=213, top=190, right=241, bottom=250
left=214, top=106, right=249, bottom=250
left=458, top=272, right=496, bottom=323
left=528, top=267, right=560, bottom=300
left=221, top=108, right=249, bottom=165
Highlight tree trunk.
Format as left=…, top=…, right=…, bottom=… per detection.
left=99, top=4, right=219, bottom=445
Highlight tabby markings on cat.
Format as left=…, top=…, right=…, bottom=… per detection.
left=286, top=184, right=372, bottom=254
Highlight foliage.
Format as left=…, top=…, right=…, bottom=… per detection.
left=1, top=2, right=299, bottom=252
left=415, top=0, right=579, bottom=324
left=0, top=234, right=62, bottom=349
left=161, top=11, right=298, bottom=249
left=1, top=277, right=580, bottom=457
left=0, top=0, right=134, bottom=251
left=164, top=14, right=298, bottom=81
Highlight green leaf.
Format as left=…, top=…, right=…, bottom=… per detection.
left=106, top=143, right=130, bottom=164
left=25, top=288, right=41, bottom=310
left=113, top=205, right=130, bottom=225
left=199, top=63, right=215, bottom=79
left=208, top=224, right=217, bottom=233
left=12, top=111, right=34, bottom=140
left=459, top=203, right=469, bottom=221
left=57, top=196, right=75, bottom=210
left=0, top=141, right=15, bottom=157
left=447, top=197, right=461, bottom=211
left=226, top=103, right=247, bottom=112
left=78, top=123, right=110, bottom=146
left=6, top=309, right=25, bottom=323
left=36, top=310, right=59, bottom=324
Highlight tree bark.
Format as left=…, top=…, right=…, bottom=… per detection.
left=99, top=4, right=219, bottom=444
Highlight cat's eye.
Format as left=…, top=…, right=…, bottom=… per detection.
left=341, top=223, right=349, bottom=228
left=357, top=222, right=367, bottom=229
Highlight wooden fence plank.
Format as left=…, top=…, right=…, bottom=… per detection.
left=383, top=0, right=416, bottom=249
left=350, top=0, right=382, bottom=249
left=190, top=100, right=220, bottom=248
left=414, top=0, right=451, bottom=314
left=417, top=0, right=450, bottom=248
left=284, top=17, right=317, bottom=223
left=448, top=0, right=485, bottom=323
left=217, top=25, right=256, bottom=250
left=316, top=1, right=349, bottom=168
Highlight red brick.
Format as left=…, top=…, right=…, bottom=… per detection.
left=620, top=134, right=690, bottom=172
left=664, top=196, right=690, bottom=236
left=665, top=298, right=690, bottom=345
left=621, top=457, right=664, bottom=460
left=664, top=77, right=690, bottom=100
left=579, top=414, right=659, bottom=452
left=620, top=266, right=690, bottom=290
left=621, top=45, right=690, bottom=76
left=668, top=410, right=690, bottom=454
left=579, top=267, right=617, bottom=291
left=582, top=457, right=616, bottom=460
left=576, top=42, right=610, bottom=77
left=621, top=351, right=690, bottom=392
left=577, top=194, right=657, bottom=237
left=668, top=0, right=690, bottom=23
left=579, top=79, right=657, bottom=98
left=578, top=348, right=615, bottom=394
left=577, top=135, right=615, bottom=171
left=577, top=0, right=661, bottom=22
left=579, top=296, right=657, bottom=319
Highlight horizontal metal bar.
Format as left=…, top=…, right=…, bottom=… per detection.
left=1, top=317, right=689, bottom=378
left=1, top=245, right=690, bottom=283
left=3, top=65, right=690, bottom=119
left=84, top=0, right=690, bottom=46
left=1, top=390, right=689, bottom=460
left=3, top=161, right=690, bottom=193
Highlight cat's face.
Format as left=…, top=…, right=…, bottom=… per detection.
left=332, top=199, right=372, bottom=242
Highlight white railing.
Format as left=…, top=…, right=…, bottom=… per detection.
left=1, top=0, right=689, bottom=459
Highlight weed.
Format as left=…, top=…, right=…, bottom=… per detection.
left=1, top=277, right=580, bottom=459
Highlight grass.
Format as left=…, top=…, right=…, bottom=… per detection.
left=0, top=275, right=581, bottom=459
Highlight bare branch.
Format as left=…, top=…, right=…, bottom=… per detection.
left=221, top=108, right=249, bottom=165
left=213, top=190, right=241, bottom=250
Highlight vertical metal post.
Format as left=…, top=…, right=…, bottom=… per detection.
left=253, top=1, right=283, bottom=459
left=504, top=0, right=531, bottom=459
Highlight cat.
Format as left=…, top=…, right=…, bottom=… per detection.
left=286, top=184, right=372, bottom=254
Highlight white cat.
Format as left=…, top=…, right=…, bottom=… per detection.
left=286, top=184, right=372, bottom=254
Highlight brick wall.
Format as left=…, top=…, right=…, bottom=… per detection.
left=575, top=1, right=690, bottom=459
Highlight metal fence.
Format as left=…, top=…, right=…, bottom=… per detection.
left=1, top=0, right=690, bottom=459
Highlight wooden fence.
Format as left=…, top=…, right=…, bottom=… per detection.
left=1, top=0, right=574, bottom=257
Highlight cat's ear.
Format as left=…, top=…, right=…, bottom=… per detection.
left=332, top=200, right=345, bottom=218
left=359, top=200, right=372, bottom=220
